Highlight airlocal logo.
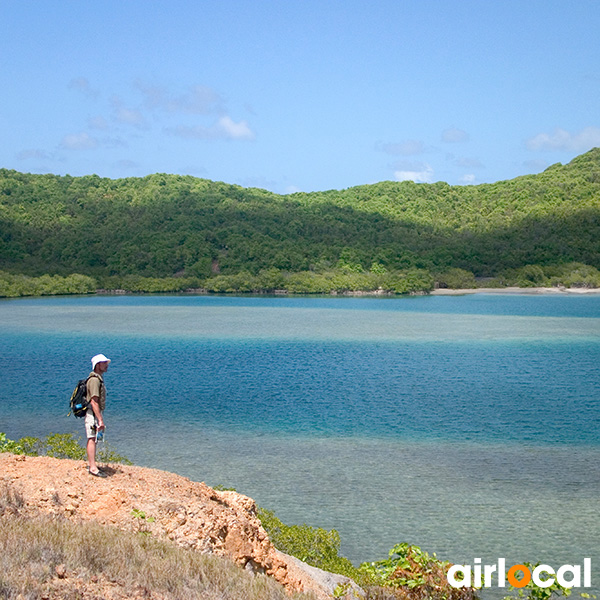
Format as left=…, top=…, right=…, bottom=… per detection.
left=447, top=558, right=592, bottom=589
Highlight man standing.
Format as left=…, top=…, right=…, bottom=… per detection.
left=86, top=353, right=111, bottom=477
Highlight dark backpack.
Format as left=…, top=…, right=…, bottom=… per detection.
left=69, top=378, right=91, bottom=417
left=69, top=375, right=102, bottom=418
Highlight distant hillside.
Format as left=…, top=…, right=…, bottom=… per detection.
left=1, top=148, right=599, bottom=292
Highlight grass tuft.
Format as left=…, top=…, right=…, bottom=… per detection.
left=0, top=484, right=25, bottom=516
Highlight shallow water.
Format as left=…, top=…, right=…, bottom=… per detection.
left=1, top=293, right=599, bottom=595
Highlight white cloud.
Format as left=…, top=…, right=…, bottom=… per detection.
left=101, top=136, right=128, bottom=149
left=460, top=174, right=476, bottom=184
left=526, top=126, right=600, bottom=151
left=215, top=116, right=255, bottom=140
left=88, top=115, right=110, bottom=130
left=60, top=132, right=98, bottom=150
left=134, top=81, right=255, bottom=143
left=69, top=77, right=99, bottom=99
left=394, top=161, right=434, bottom=183
left=166, top=116, right=255, bottom=141
left=111, top=97, right=148, bottom=129
left=17, top=148, right=55, bottom=161
left=453, top=156, right=484, bottom=169
left=442, top=128, right=469, bottom=143
left=376, top=139, right=425, bottom=156
left=135, top=81, right=224, bottom=115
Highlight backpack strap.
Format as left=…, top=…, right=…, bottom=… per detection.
left=87, top=372, right=104, bottom=386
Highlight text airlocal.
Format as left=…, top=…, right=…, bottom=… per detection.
left=447, top=558, right=592, bottom=589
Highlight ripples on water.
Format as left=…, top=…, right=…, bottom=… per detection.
left=1, top=294, right=599, bottom=596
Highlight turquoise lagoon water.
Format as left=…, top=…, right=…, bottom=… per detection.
left=1, top=294, right=599, bottom=595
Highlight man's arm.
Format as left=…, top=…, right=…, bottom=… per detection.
left=89, top=396, right=105, bottom=431
left=87, top=376, right=105, bottom=431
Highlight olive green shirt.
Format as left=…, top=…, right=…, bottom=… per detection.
left=86, top=372, right=105, bottom=412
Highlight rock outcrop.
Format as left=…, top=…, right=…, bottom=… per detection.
left=0, top=453, right=363, bottom=599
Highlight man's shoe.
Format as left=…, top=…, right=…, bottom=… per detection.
left=88, top=468, right=107, bottom=478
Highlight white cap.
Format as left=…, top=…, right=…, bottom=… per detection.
left=91, top=353, right=111, bottom=369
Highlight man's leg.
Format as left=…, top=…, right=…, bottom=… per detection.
left=84, top=411, right=104, bottom=475
left=86, top=436, right=98, bottom=472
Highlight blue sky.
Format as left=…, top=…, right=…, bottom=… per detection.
left=1, top=1, right=599, bottom=194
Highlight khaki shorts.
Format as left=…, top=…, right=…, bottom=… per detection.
left=85, top=410, right=101, bottom=439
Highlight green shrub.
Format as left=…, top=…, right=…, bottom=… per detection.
left=285, top=271, right=333, bottom=294
left=43, top=433, right=88, bottom=460
left=256, top=268, right=286, bottom=292
left=501, top=562, right=591, bottom=600
left=14, top=436, right=43, bottom=456
left=380, top=269, right=435, bottom=294
left=0, top=272, right=97, bottom=298
left=0, top=433, right=23, bottom=454
left=358, top=543, right=473, bottom=599
left=515, top=265, right=548, bottom=287
left=100, top=275, right=203, bottom=293
left=0, top=432, right=131, bottom=465
left=204, top=271, right=259, bottom=293
left=549, top=263, right=600, bottom=288
left=257, top=510, right=476, bottom=599
left=257, top=508, right=361, bottom=581
left=436, top=268, right=477, bottom=289
left=369, top=262, right=388, bottom=275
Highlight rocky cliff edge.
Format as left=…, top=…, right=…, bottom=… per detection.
left=0, top=453, right=364, bottom=599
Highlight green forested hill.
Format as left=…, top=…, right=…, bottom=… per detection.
left=1, top=148, right=600, bottom=294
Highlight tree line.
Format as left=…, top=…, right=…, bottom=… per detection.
left=1, top=148, right=599, bottom=296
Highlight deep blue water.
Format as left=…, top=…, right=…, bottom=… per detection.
left=5, top=334, right=598, bottom=445
left=1, top=293, right=599, bottom=595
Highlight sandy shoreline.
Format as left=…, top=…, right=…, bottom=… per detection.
left=431, top=286, right=600, bottom=296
